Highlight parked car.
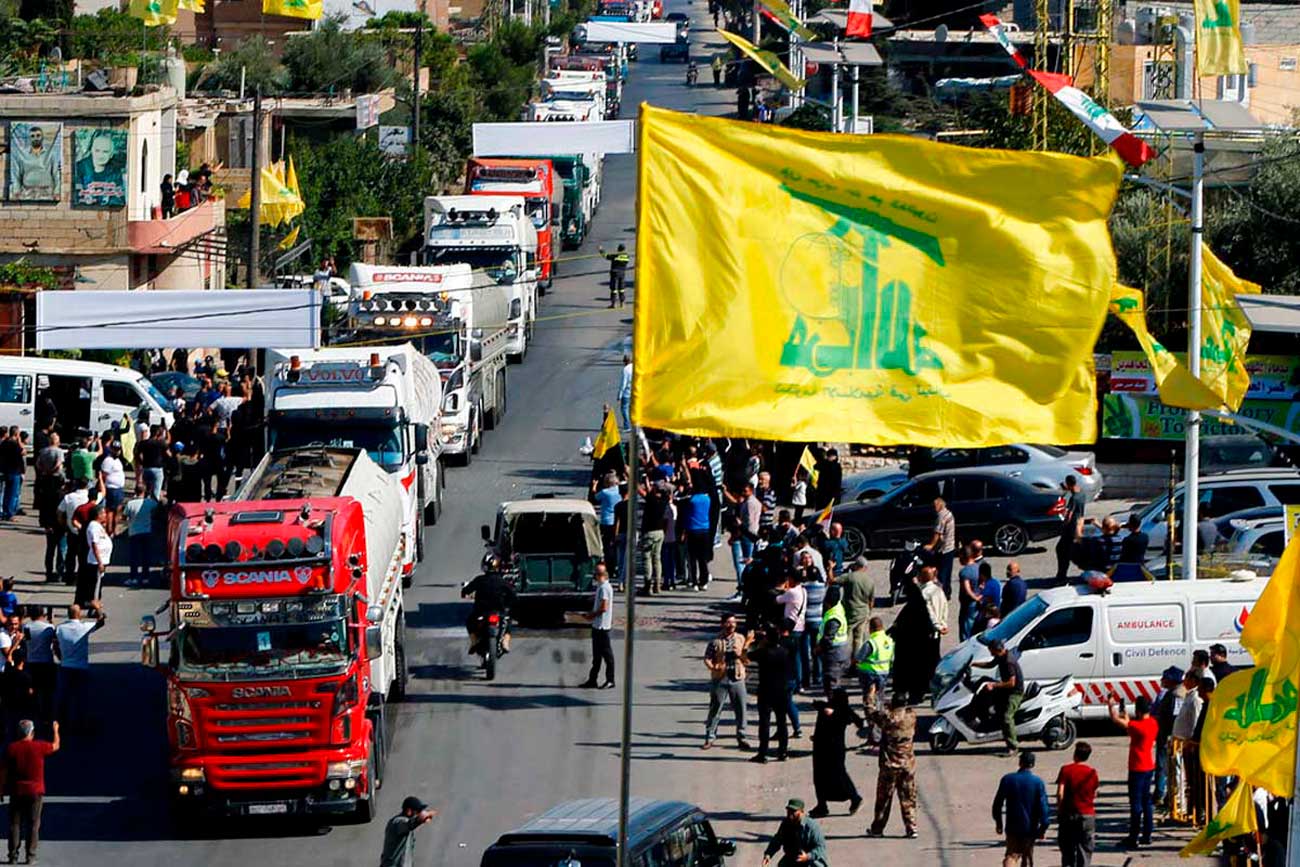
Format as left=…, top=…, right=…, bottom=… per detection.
left=481, top=798, right=735, bottom=867
left=1112, top=468, right=1300, bottom=556
left=1199, top=434, right=1279, bottom=474
left=148, top=371, right=201, bottom=403
left=841, top=444, right=1103, bottom=503
left=824, top=468, right=1066, bottom=558
left=1223, top=516, right=1286, bottom=563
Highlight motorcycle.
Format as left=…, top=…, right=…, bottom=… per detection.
left=468, top=609, right=510, bottom=681
left=686, top=62, right=698, bottom=86
left=887, top=541, right=927, bottom=606
left=927, top=662, right=1081, bottom=754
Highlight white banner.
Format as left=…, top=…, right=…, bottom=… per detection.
left=36, top=290, right=320, bottom=351
left=580, top=21, right=679, bottom=43
left=473, top=120, right=637, bottom=156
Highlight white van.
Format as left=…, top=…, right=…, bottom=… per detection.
left=931, top=577, right=1267, bottom=720
left=0, top=357, right=174, bottom=440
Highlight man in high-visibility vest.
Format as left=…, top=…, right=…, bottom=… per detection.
left=854, top=616, right=894, bottom=744
left=815, top=585, right=851, bottom=700
left=599, top=244, right=630, bottom=308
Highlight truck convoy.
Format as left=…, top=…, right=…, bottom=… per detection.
left=143, top=447, right=408, bottom=822
left=423, top=195, right=537, bottom=364
left=464, top=158, right=559, bottom=290
left=264, top=345, right=443, bottom=578
left=550, top=54, right=621, bottom=117
left=348, top=263, right=510, bottom=467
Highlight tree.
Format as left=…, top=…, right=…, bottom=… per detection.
left=70, top=9, right=167, bottom=64
left=282, top=14, right=396, bottom=94
left=1208, top=137, right=1300, bottom=294
left=200, top=36, right=288, bottom=94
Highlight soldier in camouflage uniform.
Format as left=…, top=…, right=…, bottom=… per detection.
left=864, top=691, right=918, bottom=839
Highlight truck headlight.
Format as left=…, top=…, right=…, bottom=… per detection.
left=326, top=759, right=367, bottom=779
left=179, top=767, right=205, bottom=782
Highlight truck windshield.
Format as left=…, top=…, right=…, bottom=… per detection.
left=177, top=619, right=349, bottom=679
left=419, top=331, right=460, bottom=365
left=525, top=198, right=549, bottom=230
left=426, top=248, right=517, bottom=284
left=271, top=422, right=404, bottom=472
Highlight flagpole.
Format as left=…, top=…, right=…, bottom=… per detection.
left=616, top=424, right=640, bottom=867
left=1180, top=132, right=1204, bottom=581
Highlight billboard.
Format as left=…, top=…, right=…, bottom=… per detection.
left=72, top=128, right=127, bottom=208
left=7, top=121, right=63, bottom=202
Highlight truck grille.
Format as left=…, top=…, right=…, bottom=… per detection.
left=207, top=756, right=321, bottom=788
left=197, top=697, right=329, bottom=759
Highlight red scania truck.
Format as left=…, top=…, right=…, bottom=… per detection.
left=464, top=157, right=559, bottom=290
left=141, top=447, right=408, bottom=822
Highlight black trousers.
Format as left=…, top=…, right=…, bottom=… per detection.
left=588, top=628, right=615, bottom=685
left=609, top=272, right=626, bottom=303
left=7, top=795, right=41, bottom=860
left=1056, top=535, right=1073, bottom=581
left=757, top=697, right=789, bottom=758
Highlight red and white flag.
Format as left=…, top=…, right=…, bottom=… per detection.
left=979, top=13, right=1155, bottom=168
left=846, top=0, right=872, bottom=37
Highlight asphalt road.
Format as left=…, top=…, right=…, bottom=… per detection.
left=25, top=11, right=1212, bottom=867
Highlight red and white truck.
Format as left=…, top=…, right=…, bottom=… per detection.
left=464, top=158, right=560, bottom=290
left=142, top=447, right=408, bottom=822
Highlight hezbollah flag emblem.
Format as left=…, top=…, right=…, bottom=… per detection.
left=264, top=0, right=323, bottom=20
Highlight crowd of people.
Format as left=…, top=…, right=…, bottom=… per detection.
left=159, top=163, right=215, bottom=219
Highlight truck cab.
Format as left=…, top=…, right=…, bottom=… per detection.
left=143, top=449, right=408, bottom=823
left=465, top=159, right=560, bottom=290
left=423, top=196, right=538, bottom=364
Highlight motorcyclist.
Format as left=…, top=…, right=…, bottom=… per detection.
left=686, top=60, right=698, bottom=86
left=461, top=558, right=516, bottom=655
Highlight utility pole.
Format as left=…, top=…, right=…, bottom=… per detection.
left=752, top=0, right=759, bottom=42
left=247, top=85, right=262, bottom=289
left=412, top=0, right=424, bottom=158
left=1180, top=132, right=1205, bottom=581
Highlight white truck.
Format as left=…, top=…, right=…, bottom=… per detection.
left=347, top=264, right=510, bottom=467
left=264, top=345, right=444, bottom=583
left=526, top=95, right=603, bottom=124
left=539, top=76, right=611, bottom=120
left=423, top=195, right=538, bottom=364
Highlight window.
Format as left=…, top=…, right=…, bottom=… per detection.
left=932, top=448, right=972, bottom=469
left=1267, top=484, right=1300, bottom=504
left=1031, top=444, right=1069, bottom=458
left=102, top=381, right=142, bottom=408
left=1205, top=485, right=1265, bottom=516
left=947, top=477, right=987, bottom=502
left=1250, top=530, right=1284, bottom=559
left=1021, top=606, right=1093, bottom=651
left=0, top=374, right=31, bottom=404
left=982, top=446, right=1030, bottom=465
left=141, top=139, right=149, bottom=194
left=892, top=479, right=941, bottom=509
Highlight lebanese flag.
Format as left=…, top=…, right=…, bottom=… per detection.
left=846, top=0, right=872, bottom=36
left=1030, top=70, right=1156, bottom=167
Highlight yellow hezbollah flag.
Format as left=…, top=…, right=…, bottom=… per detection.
left=178, top=0, right=204, bottom=12
left=798, top=446, right=820, bottom=488
left=1109, top=284, right=1223, bottom=410
left=277, top=225, right=301, bottom=251
left=592, top=409, right=621, bottom=460
left=1201, top=243, right=1258, bottom=411
left=1200, top=535, right=1300, bottom=796
left=236, top=164, right=305, bottom=227
left=632, top=105, right=1123, bottom=446
left=756, top=0, right=817, bottom=40
left=263, top=0, right=322, bottom=19
left=128, top=0, right=178, bottom=26
left=1193, top=0, right=1248, bottom=75
left=717, top=30, right=804, bottom=91
left=1180, top=781, right=1258, bottom=857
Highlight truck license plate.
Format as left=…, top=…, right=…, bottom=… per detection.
left=248, top=803, right=289, bottom=815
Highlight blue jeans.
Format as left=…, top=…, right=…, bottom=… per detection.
left=785, top=686, right=801, bottom=736
left=959, top=600, right=978, bottom=641
left=799, top=629, right=821, bottom=689
left=1154, top=740, right=1169, bottom=803
left=730, top=537, right=753, bottom=590
left=1128, top=769, right=1154, bottom=842
left=619, top=393, right=631, bottom=431
left=129, top=533, right=153, bottom=586
left=790, top=630, right=805, bottom=687
left=1, top=473, right=20, bottom=518
left=936, top=550, right=955, bottom=597
left=142, top=467, right=164, bottom=499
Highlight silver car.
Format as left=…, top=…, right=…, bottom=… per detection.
left=841, top=444, right=1103, bottom=503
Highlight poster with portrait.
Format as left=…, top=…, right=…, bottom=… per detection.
left=72, top=128, right=127, bottom=208
left=7, top=122, right=63, bottom=202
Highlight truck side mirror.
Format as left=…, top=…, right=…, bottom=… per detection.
left=414, top=423, right=429, bottom=452
left=481, top=524, right=491, bottom=542
left=141, top=634, right=160, bottom=669
left=470, top=341, right=483, bottom=363
left=140, top=614, right=157, bottom=634
left=365, top=625, right=383, bottom=658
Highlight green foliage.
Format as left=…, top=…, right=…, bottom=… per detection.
left=0, top=14, right=58, bottom=72
left=292, top=134, right=435, bottom=267
left=181, top=42, right=215, bottom=63
left=70, top=9, right=167, bottom=64
left=0, top=259, right=57, bottom=289
left=1208, top=137, right=1300, bottom=295
left=282, top=14, right=396, bottom=94
left=201, top=35, right=288, bottom=94
left=780, top=103, right=831, bottom=132
left=18, top=0, right=71, bottom=25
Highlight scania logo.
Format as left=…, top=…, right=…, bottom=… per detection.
left=294, top=566, right=313, bottom=584
left=202, top=570, right=220, bottom=589
left=231, top=686, right=292, bottom=699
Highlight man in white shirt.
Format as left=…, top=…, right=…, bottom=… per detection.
left=54, top=601, right=106, bottom=732
left=98, top=442, right=127, bottom=535
left=917, top=566, right=949, bottom=704
left=618, top=355, right=633, bottom=432
left=122, top=488, right=159, bottom=588
left=56, top=481, right=93, bottom=587
left=580, top=564, right=616, bottom=689
left=24, top=609, right=57, bottom=723
left=79, top=505, right=112, bottom=606
left=792, top=536, right=825, bottom=577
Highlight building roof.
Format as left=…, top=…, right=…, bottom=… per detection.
left=0, top=87, right=177, bottom=117
left=1131, top=99, right=1264, bottom=133
left=810, top=9, right=893, bottom=31
left=801, top=41, right=885, bottom=66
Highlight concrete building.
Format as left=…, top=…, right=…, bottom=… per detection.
left=0, top=88, right=226, bottom=292
left=170, top=0, right=450, bottom=49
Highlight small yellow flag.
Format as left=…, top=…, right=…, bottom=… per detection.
left=592, top=409, right=621, bottom=461
left=1200, top=243, right=1258, bottom=411
left=815, top=500, right=834, bottom=529
left=277, top=225, right=301, bottom=251
left=178, top=0, right=205, bottom=12
left=128, top=0, right=178, bottom=26
left=1109, top=284, right=1223, bottom=410
left=717, top=30, right=804, bottom=91
left=755, top=0, right=817, bottom=40
left=1179, top=781, right=1257, bottom=857
left=263, top=0, right=322, bottom=19
left=798, top=446, right=820, bottom=489
left=236, top=163, right=305, bottom=228
left=632, top=106, right=1123, bottom=446
left=1193, top=0, right=1248, bottom=75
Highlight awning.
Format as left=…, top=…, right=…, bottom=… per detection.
left=811, top=9, right=892, bottom=31
left=799, top=41, right=884, bottom=67
left=1238, top=295, right=1300, bottom=333
left=1131, top=99, right=1263, bottom=134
